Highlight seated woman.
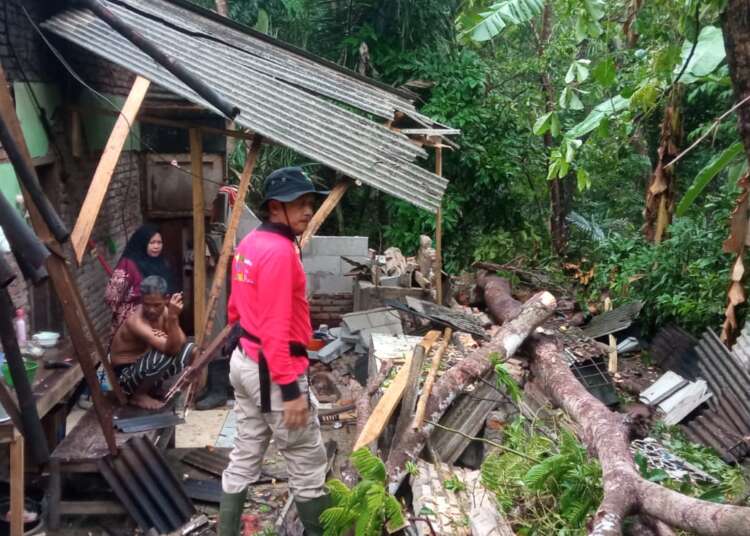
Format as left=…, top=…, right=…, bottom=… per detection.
left=105, top=224, right=178, bottom=334
left=110, top=276, right=196, bottom=409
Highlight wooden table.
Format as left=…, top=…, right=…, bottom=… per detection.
left=0, top=343, right=85, bottom=535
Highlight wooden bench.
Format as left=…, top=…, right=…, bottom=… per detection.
left=47, top=403, right=176, bottom=530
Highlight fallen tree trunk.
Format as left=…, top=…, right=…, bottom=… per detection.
left=385, top=291, right=556, bottom=492
left=477, top=272, right=522, bottom=323
left=527, top=334, right=750, bottom=536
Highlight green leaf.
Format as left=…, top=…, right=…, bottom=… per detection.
left=577, top=167, right=591, bottom=191
left=351, top=448, right=387, bottom=483
left=675, top=26, right=726, bottom=84
left=550, top=112, right=561, bottom=137
left=458, top=0, right=545, bottom=42
left=326, top=479, right=352, bottom=505
left=253, top=8, right=270, bottom=34
left=592, top=58, right=616, bottom=87
left=533, top=111, right=554, bottom=136
left=566, top=96, right=630, bottom=139
left=676, top=142, right=744, bottom=216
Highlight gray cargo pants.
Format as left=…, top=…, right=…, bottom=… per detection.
left=221, top=348, right=328, bottom=500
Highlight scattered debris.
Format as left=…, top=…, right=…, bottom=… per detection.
left=563, top=351, right=619, bottom=407
left=114, top=412, right=185, bottom=433
left=630, top=438, right=720, bottom=485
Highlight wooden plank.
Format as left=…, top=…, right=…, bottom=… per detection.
left=413, top=328, right=452, bottom=430
left=394, top=330, right=441, bottom=439
left=353, top=331, right=440, bottom=451
left=0, top=65, right=123, bottom=452
left=10, top=431, right=23, bottom=536
left=199, top=136, right=263, bottom=345
left=70, top=76, right=151, bottom=264
left=299, top=179, right=351, bottom=251
left=435, top=146, right=443, bottom=305
left=191, top=129, right=207, bottom=345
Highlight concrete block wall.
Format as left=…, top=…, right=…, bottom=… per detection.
left=302, top=236, right=369, bottom=295
left=303, top=236, right=368, bottom=327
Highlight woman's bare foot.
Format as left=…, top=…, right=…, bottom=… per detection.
left=130, top=393, right=165, bottom=410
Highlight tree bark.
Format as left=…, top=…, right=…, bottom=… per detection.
left=526, top=334, right=750, bottom=535
left=477, top=272, right=522, bottom=323
left=537, top=2, right=570, bottom=255
left=723, top=1, right=750, bottom=167
left=385, top=291, right=557, bottom=492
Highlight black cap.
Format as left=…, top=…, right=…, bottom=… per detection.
left=260, top=167, right=329, bottom=207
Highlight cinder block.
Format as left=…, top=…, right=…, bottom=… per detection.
left=303, top=255, right=342, bottom=275
left=310, top=236, right=368, bottom=257
left=315, top=275, right=354, bottom=294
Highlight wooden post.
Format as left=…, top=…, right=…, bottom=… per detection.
left=10, top=430, right=24, bottom=536
left=435, top=146, right=444, bottom=305
left=299, top=179, right=351, bottom=251
left=70, top=76, right=151, bottom=264
left=605, top=297, right=618, bottom=373
left=0, top=64, right=122, bottom=452
left=191, top=129, right=207, bottom=345
left=199, top=136, right=263, bottom=345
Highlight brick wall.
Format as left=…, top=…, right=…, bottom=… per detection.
left=309, top=293, right=354, bottom=329
left=0, top=0, right=145, bottom=339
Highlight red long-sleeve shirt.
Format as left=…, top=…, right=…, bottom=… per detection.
left=227, top=223, right=312, bottom=398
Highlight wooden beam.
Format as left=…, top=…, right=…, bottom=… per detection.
left=10, top=431, right=24, bottom=536
left=67, top=105, right=256, bottom=140
left=435, top=146, right=444, bottom=305
left=70, top=76, right=151, bottom=264
left=0, top=64, right=122, bottom=454
left=413, top=328, right=452, bottom=430
left=199, top=136, right=263, bottom=345
left=394, top=330, right=441, bottom=439
left=299, top=179, right=351, bottom=251
left=353, top=331, right=440, bottom=452
left=191, top=129, right=207, bottom=345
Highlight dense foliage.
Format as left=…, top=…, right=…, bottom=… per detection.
left=192, top=0, right=749, bottom=333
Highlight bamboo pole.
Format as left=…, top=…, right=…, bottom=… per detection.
left=299, top=179, right=351, bottom=252
left=199, top=136, right=263, bottom=344
left=191, top=129, right=206, bottom=344
left=435, top=146, right=444, bottom=305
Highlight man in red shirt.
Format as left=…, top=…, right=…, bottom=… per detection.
left=219, top=167, right=329, bottom=536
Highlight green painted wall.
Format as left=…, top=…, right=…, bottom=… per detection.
left=0, top=82, right=62, bottom=209
left=78, top=91, right=141, bottom=152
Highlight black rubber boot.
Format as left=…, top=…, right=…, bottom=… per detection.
left=196, top=359, right=229, bottom=410
left=295, top=494, right=332, bottom=536
left=218, top=488, right=247, bottom=536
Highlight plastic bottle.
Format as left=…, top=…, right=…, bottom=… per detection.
left=13, top=309, right=27, bottom=348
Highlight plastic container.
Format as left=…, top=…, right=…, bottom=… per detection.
left=13, top=309, right=26, bottom=348
left=31, top=331, right=60, bottom=348
left=1, top=360, right=38, bottom=388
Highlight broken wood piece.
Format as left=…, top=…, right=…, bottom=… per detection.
left=605, top=297, right=618, bottom=373
left=199, top=136, right=263, bottom=346
left=353, top=331, right=439, bottom=451
left=71, top=75, right=151, bottom=264
left=413, top=328, right=452, bottom=430
left=191, top=129, right=207, bottom=345
left=435, top=145, right=443, bottom=305
left=299, top=178, right=351, bottom=251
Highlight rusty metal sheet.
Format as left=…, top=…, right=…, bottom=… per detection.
left=98, top=436, right=194, bottom=533
left=42, top=0, right=451, bottom=213
left=648, top=325, right=699, bottom=380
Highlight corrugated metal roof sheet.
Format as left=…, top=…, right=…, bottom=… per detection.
left=731, top=320, right=750, bottom=371
left=582, top=301, right=643, bottom=339
left=42, top=0, right=450, bottom=213
left=97, top=436, right=194, bottom=533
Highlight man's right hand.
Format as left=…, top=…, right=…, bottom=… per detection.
left=282, top=395, right=309, bottom=430
left=167, top=292, right=183, bottom=319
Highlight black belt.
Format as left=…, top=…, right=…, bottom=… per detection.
left=240, top=329, right=307, bottom=413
